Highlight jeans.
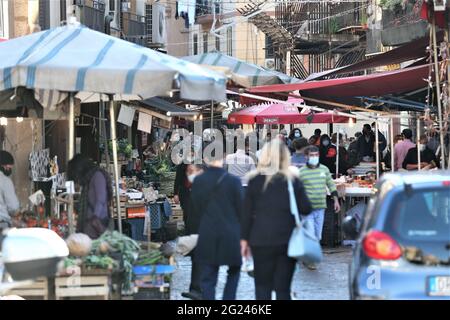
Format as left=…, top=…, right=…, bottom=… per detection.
left=200, top=264, right=240, bottom=300
left=305, top=209, right=325, bottom=240
left=251, top=245, right=296, bottom=300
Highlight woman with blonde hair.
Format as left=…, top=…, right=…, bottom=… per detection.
left=241, top=139, right=312, bottom=300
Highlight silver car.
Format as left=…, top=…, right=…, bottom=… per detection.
left=344, top=171, right=450, bottom=300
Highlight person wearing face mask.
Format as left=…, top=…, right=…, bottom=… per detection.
left=319, top=134, right=331, bottom=167
left=299, top=146, right=340, bottom=270
left=402, top=134, right=440, bottom=171
left=288, top=128, right=302, bottom=153
left=0, top=151, right=20, bottom=229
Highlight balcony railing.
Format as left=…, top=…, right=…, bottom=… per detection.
left=122, top=12, right=146, bottom=47
left=77, top=0, right=106, bottom=32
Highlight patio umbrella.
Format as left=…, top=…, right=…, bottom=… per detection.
left=0, top=19, right=227, bottom=234
left=228, top=100, right=353, bottom=125
left=182, top=52, right=300, bottom=88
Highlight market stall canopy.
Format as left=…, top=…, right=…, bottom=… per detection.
left=248, top=64, right=430, bottom=98
left=305, top=31, right=444, bottom=81
left=227, top=99, right=353, bottom=125
left=139, top=97, right=199, bottom=116
left=0, top=22, right=227, bottom=105
left=182, top=52, right=300, bottom=88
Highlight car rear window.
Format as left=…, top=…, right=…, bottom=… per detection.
left=384, top=187, right=450, bottom=242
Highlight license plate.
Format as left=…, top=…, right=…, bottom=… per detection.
left=428, top=276, right=450, bottom=296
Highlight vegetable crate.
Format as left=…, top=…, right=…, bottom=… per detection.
left=55, top=275, right=110, bottom=300
left=169, top=204, right=183, bottom=223
left=133, top=284, right=170, bottom=300
left=5, top=278, right=49, bottom=300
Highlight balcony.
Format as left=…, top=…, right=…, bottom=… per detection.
left=195, top=0, right=222, bottom=25
left=122, top=12, right=146, bottom=47
left=380, top=1, right=427, bottom=46
left=77, top=0, right=106, bottom=33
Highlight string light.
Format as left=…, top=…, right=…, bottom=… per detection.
left=0, top=117, right=7, bottom=126
left=16, top=117, right=24, bottom=123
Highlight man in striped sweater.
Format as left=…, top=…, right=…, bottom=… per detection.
left=299, top=146, right=341, bottom=269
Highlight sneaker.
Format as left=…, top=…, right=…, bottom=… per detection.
left=181, top=291, right=202, bottom=300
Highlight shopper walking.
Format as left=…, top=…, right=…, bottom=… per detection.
left=225, top=137, right=256, bottom=186
left=190, top=153, right=243, bottom=300
left=298, top=146, right=340, bottom=270
left=181, top=164, right=205, bottom=300
left=290, top=138, right=309, bottom=168
left=241, top=139, right=312, bottom=300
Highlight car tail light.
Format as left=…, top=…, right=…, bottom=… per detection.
left=363, top=230, right=402, bottom=260
left=443, top=181, right=450, bottom=187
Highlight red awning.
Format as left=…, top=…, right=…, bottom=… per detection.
left=227, top=99, right=352, bottom=125
left=249, top=64, right=429, bottom=97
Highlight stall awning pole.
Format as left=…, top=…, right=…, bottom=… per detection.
left=68, top=93, right=75, bottom=161
left=375, top=117, right=380, bottom=179
left=336, top=124, right=340, bottom=178
left=211, top=100, right=214, bottom=129
left=390, top=118, right=395, bottom=172
left=432, top=18, right=447, bottom=169
left=109, top=96, right=122, bottom=234
left=417, top=117, right=421, bottom=171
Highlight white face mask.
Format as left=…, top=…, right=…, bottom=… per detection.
left=419, top=144, right=426, bottom=152
left=187, top=174, right=197, bottom=184
left=294, top=132, right=301, bottom=138
left=322, top=140, right=330, bottom=147
left=308, top=156, right=320, bottom=166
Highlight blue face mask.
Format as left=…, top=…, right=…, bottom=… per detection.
left=308, top=156, right=319, bottom=166
left=294, top=132, right=301, bottom=138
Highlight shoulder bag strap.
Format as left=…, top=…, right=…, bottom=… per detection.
left=287, top=178, right=301, bottom=227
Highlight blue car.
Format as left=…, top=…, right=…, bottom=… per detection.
left=345, top=171, right=450, bottom=300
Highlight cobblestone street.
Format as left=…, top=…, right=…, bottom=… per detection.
left=171, top=246, right=352, bottom=300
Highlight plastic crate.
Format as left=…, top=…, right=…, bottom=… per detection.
left=320, top=197, right=343, bottom=248
left=133, top=285, right=170, bottom=300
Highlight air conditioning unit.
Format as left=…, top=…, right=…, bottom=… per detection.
left=265, top=58, right=275, bottom=70
left=152, top=3, right=167, bottom=46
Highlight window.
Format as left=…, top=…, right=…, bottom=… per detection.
left=39, top=0, right=50, bottom=30
left=109, top=0, right=115, bottom=12
left=203, top=33, right=208, bottom=53
left=0, top=0, right=4, bottom=38
left=193, top=34, right=198, bottom=55
left=227, top=28, right=232, bottom=56
left=60, top=0, right=67, bottom=23
left=265, top=36, right=274, bottom=58
left=215, top=34, right=220, bottom=52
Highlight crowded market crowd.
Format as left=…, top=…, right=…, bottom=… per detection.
left=172, top=123, right=442, bottom=301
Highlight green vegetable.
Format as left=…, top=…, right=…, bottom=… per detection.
left=91, top=231, right=141, bottom=292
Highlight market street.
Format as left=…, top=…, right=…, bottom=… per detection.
left=171, top=247, right=352, bottom=300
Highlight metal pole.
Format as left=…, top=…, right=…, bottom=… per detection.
left=390, top=117, right=395, bottom=172
left=417, top=117, right=421, bottom=171
left=211, top=100, right=214, bottom=129
left=109, top=96, right=123, bottom=234
left=375, top=117, right=380, bottom=179
left=68, top=93, right=75, bottom=160
left=336, top=126, right=340, bottom=178
left=432, top=19, right=446, bottom=169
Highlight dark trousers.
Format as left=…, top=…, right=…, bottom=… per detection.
left=189, top=258, right=202, bottom=293
left=200, top=264, right=240, bottom=300
left=251, top=245, right=296, bottom=300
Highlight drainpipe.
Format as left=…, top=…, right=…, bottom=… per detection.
left=105, top=13, right=113, bottom=34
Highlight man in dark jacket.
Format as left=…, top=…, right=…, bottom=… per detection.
left=357, top=124, right=376, bottom=162
left=403, top=135, right=440, bottom=170
left=190, top=154, right=244, bottom=300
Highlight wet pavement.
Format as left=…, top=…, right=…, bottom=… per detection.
left=170, top=246, right=353, bottom=300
